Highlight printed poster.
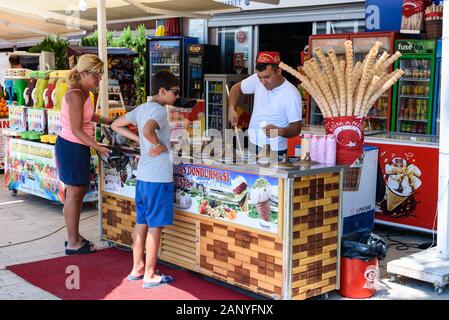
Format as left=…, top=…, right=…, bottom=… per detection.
left=5, top=138, right=98, bottom=203
left=174, top=163, right=280, bottom=234
left=102, top=154, right=138, bottom=199
left=367, top=142, right=438, bottom=231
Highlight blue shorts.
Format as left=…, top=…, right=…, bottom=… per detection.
left=55, top=136, right=91, bottom=186
left=135, top=180, right=174, bottom=227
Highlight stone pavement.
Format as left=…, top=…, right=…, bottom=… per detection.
left=0, top=181, right=108, bottom=300
left=0, top=176, right=448, bottom=300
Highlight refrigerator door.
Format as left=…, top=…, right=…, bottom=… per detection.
left=433, top=58, right=441, bottom=135
left=352, top=34, right=394, bottom=131
left=395, top=57, right=433, bottom=134
left=308, top=35, right=349, bottom=125
left=148, top=39, right=181, bottom=96
left=432, top=40, right=442, bottom=135
left=205, top=77, right=225, bottom=133
left=187, top=55, right=203, bottom=99
left=204, top=74, right=250, bottom=135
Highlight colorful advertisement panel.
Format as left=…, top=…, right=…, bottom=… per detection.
left=367, top=141, right=438, bottom=231
left=174, top=163, right=279, bottom=234
left=5, top=138, right=98, bottom=203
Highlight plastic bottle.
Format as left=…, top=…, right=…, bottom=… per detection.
left=325, top=134, right=337, bottom=165
left=300, top=134, right=312, bottom=161
left=316, top=135, right=326, bottom=164
left=310, top=134, right=319, bottom=162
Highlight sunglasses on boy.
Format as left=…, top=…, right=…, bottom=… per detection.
left=167, top=88, right=180, bottom=96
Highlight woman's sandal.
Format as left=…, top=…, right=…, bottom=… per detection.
left=65, top=242, right=96, bottom=255
left=64, top=238, right=93, bottom=247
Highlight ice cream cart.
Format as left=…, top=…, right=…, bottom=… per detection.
left=99, top=148, right=346, bottom=300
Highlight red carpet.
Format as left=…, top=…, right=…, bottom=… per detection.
left=6, top=248, right=253, bottom=300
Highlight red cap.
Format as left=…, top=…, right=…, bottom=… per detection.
left=256, top=51, right=281, bottom=64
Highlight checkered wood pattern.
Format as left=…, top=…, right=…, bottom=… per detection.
left=291, top=172, right=340, bottom=300
left=200, top=222, right=284, bottom=299
left=102, top=195, right=200, bottom=272
left=102, top=194, right=135, bottom=247
left=101, top=170, right=342, bottom=300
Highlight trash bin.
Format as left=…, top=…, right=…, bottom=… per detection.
left=339, top=232, right=387, bottom=299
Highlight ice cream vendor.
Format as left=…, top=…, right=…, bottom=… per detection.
left=227, top=51, right=302, bottom=156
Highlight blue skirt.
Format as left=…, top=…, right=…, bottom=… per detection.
left=135, top=180, right=174, bottom=227
left=55, top=136, right=91, bottom=186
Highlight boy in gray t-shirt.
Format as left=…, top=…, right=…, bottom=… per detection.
left=111, top=71, right=179, bottom=288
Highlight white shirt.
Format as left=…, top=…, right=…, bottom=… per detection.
left=241, top=73, right=302, bottom=151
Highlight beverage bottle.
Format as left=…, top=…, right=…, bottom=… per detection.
left=325, top=134, right=337, bottom=165
left=300, top=134, right=312, bottom=161
left=419, top=100, right=427, bottom=120
left=316, top=135, right=326, bottom=164
left=310, top=135, right=318, bottom=162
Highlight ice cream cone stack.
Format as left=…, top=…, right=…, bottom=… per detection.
left=278, top=40, right=404, bottom=118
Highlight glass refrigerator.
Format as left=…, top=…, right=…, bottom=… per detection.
left=146, top=36, right=198, bottom=98
left=204, top=74, right=250, bottom=134
left=186, top=44, right=220, bottom=100
left=391, top=40, right=436, bottom=135
left=308, top=32, right=398, bottom=128
left=432, top=40, right=442, bottom=135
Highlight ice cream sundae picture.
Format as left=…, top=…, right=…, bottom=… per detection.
left=379, top=157, right=422, bottom=217
left=250, top=178, right=273, bottom=222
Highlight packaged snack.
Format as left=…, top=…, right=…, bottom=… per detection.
left=401, top=0, right=432, bottom=32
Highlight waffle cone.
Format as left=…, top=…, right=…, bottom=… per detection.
left=386, top=188, right=408, bottom=212
left=316, top=48, right=340, bottom=112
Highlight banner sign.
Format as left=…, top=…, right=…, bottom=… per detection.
left=367, top=141, right=438, bottom=231
left=5, top=138, right=98, bottom=203
left=365, top=0, right=402, bottom=32
left=174, top=163, right=280, bottom=234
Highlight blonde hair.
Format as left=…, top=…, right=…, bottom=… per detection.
left=67, top=54, right=104, bottom=85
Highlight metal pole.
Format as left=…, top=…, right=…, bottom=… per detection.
left=97, top=0, right=109, bottom=118
left=437, top=3, right=449, bottom=259
left=281, top=178, right=293, bottom=300
left=96, top=0, right=108, bottom=241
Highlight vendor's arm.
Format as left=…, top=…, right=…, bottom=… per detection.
left=228, top=82, right=243, bottom=126
left=264, top=121, right=302, bottom=138
left=91, top=113, right=113, bottom=125
left=228, top=74, right=258, bottom=126
left=66, top=91, right=111, bottom=157
left=143, top=119, right=167, bottom=157
left=111, top=116, right=139, bottom=143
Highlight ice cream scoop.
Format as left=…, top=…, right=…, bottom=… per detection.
left=260, top=121, right=268, bottom=128
left=407, top=164, right=422, bottom=177
left=250, top=178, right=271, bottom=204
left=410, top=175, right=422, bottom=191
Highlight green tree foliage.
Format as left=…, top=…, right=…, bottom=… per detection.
left=28, top=36, right=69, bottom=70
left=80, top=25, right=147, bottom=104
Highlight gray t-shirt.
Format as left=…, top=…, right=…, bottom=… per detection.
left=125, top=102, right=173, bottom=183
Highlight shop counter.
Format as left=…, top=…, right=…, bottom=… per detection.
left=100, top=150, right=346, bottom=300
